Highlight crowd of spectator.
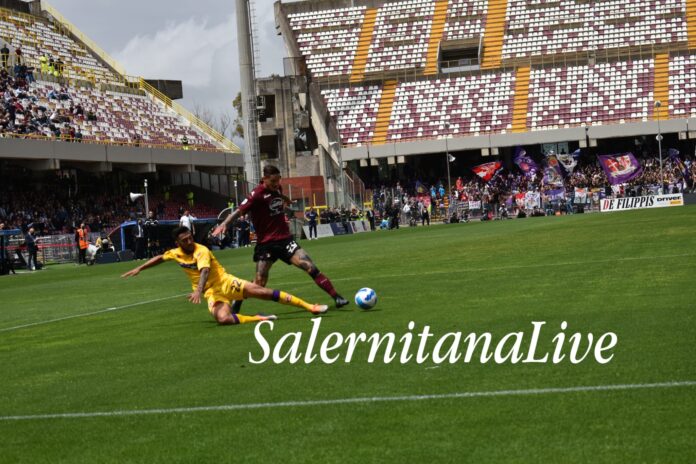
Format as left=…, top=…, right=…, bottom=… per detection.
left=0, top=69, right=91, bottom=141
left=0, top=172, right=219, bottom=236
left=368, top=153, right=696, bottom=222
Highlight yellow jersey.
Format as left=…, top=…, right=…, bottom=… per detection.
left=162, top=243, right=226, bottom=292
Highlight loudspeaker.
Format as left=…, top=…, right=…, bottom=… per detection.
left=118, top=250, right=134, bottom=262
left=96, top=252, right=120, bottom=264
left=129, top=193, right=144, bottom=202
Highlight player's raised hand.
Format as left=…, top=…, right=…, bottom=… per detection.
left=212, top=224, right=225, bottom=237
left=121, top=268, right=140, bottom=278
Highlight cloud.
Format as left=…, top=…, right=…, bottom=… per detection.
left=107, top=4, right=288, bottom=135
left=112, top=16, right=237, bottom=89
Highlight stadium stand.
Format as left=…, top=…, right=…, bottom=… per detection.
left=321, top=84, right=383, bottom=145
left=32, top=82, right=218, bottom=148
left=0, top=6, right=231, bottom=151
left=288, top=6, right=367, bottom=78
left=283, top=0, right=696, bottom=147
left=527, top=59, right=655, bottom=130
left=387, top=71, right=515, bottom=140
left=364, top=0, right=435, bottom=74
left=443, top=0, right=487, bottom=42
left=0, top=9, right=121, bottom=85
left=502, top=0, right=687, bottom=60
left=669, top=52, right=696, bottom=118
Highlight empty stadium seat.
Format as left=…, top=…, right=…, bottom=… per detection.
left=527, top=59, right=654, bottom=130
left=321, top=85, right=383, bottom=145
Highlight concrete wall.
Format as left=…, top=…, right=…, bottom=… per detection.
left=0, top=138, right=243, bottom=170
left=341, top=118, right=694, bottom=161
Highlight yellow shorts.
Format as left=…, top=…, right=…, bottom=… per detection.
left=205, top=273, right=247, bottom=314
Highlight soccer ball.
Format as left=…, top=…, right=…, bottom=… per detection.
left=355, top=288, right=377, bottom=310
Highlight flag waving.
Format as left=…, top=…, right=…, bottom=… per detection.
left=557, top=149, right=580, bottom=173
left=472, top=161, right=502, bottom=182
left=513, top=147, right=538, bottom=177
left=543, top=155, right=564, bottom=186
left=668, top=148, right=689, bottom=180
left=598, top=153, right=643, bottom=185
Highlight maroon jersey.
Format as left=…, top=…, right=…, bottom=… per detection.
left=238, top=183, right=291, bottom=244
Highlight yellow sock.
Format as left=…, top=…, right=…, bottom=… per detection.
left=275, top=290, right=315, bottom=311
left=236, top=314, right=266, bottom=324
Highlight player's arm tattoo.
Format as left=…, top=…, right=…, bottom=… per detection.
left=196, top=268, right=210, bottom=294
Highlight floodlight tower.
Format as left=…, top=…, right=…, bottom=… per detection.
left=236, top=0, right=261, bottom=185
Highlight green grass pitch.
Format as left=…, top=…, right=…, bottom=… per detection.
left=1, top=207, right=695, bottom=463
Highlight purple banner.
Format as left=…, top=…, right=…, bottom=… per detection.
left=598, top=153, right=643, bottom=185
left=513, top=147, right=538, bottom=177
left=546, top=188, right=566, bottom=200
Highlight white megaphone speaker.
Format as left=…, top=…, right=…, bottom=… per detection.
left=129, top=193, right=144, bottom=202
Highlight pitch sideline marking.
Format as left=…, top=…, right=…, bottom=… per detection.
left=0, top=381, right=693, bottom=421
left=279, top=252, right=696, bottom=287
left=0, top=294, right=187, bottom=333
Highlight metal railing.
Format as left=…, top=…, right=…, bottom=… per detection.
left=138, top=78, right=241, bottom=153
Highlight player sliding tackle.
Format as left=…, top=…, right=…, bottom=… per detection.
left=212, top=165, right=348, bottom=314
left=121, top=226, right=328, bottom=325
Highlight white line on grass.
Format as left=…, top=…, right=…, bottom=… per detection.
left=0, top=294, right=187, bottom=333
left=0, top=381, right=693, bottom=421
left=280, top=252, right=696, bottom=286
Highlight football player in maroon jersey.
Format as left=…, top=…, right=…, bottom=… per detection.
left=213, top=166, right=349, bottom=313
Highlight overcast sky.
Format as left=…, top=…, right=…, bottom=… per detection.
left=47, top=0, right=287, bottom=126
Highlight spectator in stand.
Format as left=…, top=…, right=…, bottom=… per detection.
left=0, top=44, right=8, bottom=69
left=14, top=47, right=22, bottom=66
left=39, top=54, right=48, bottom=74
left=54, top=58, right=64, bottom=77
left=186, top=189, right=195, bottom=208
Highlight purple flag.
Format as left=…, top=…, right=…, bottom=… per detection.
left=546, top=188, right=566, bottom=200
left=513, top=147, right=538, bottom=177
left=598, top=153, right=643, bottom=185
left=668, top=148, right=689, bottom=179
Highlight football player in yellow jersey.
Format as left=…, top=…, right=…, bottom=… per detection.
left=121, top=226, right=328, bottom=325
